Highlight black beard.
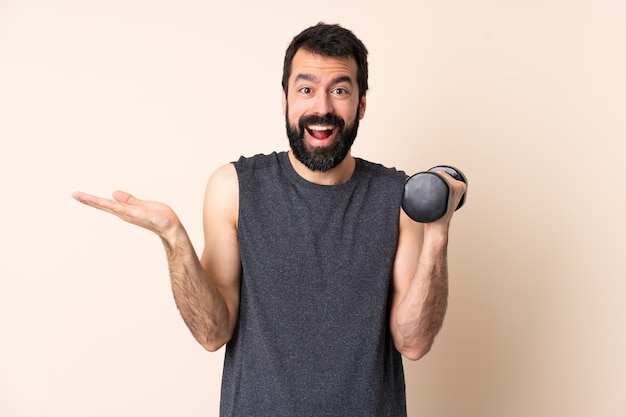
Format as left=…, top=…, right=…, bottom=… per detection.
left=285, top=106, right=360, bottom=172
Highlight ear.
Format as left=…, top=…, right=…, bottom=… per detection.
left=282, top=91, right=287, bottom=115
left=358, top=95, right=367, bottom=120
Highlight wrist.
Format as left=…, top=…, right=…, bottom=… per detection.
left=160, top=221, right=188, bottom=249
left=423, top=222, right=449, bottom=247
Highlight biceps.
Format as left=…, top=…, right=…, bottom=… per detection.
left=200, top=163, right=242, bottom=315
left=201, top=225, right=241, bottom=313
left=390, top=211, right=423, bottom=306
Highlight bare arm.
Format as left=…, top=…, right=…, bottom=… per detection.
left=71, top=163, right=241, bottom=352
left=389, top=172, right=466, bottom=360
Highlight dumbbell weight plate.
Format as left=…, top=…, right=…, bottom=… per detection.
left=402, top=166, right=467, bottom=223
left=429, top=166, right=467, bottom=211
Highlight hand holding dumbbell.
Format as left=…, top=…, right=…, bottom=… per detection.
left=402, top=166, right=468, bottom=223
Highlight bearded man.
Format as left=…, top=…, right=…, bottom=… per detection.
left=72, top=22, right=466, bottom=417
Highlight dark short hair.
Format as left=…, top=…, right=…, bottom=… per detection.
left=281, top=23, right=369, bottom=100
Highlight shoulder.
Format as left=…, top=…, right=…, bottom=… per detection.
left=204, top=163, right=239, bottom=222
left=356, top=157, right=407, bottom=181
left=233, top=151, right=283, bottom=173
left=205, top=151, right=286, bottom=212
left=355, top=158, right=407, bottom=199
left=208, top=162, right=239, bottom=190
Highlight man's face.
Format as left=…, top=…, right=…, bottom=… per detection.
left=283, top=50, right=366, bottom=172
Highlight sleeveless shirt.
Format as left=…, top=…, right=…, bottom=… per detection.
left=221, top=151, right=408, bottom=416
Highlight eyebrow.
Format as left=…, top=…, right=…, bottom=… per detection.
left=293, top=73, right=354, bottom=86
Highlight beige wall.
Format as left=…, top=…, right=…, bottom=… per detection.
left=1, top=0, right=625, bottom=416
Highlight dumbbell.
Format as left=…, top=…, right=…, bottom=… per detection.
left=402, top=165, right=468, bottom=223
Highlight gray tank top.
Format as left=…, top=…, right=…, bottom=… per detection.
left=221, top=151, right=408, bottom=416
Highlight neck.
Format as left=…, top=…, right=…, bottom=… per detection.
left=288, top=150, right=356, bottom=185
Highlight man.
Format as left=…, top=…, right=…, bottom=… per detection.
left=72, top=23, right=466, bottom=416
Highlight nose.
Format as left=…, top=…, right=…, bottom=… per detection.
left=312, top=92, right=333, bottom=115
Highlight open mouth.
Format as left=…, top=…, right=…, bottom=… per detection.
left=306, top=124, right=336, bottom=140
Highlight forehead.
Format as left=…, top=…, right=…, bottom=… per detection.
left=290, top=49, right=358, bottom=85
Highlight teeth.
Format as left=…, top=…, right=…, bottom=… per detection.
left=308, top=125, right=334, bottom=131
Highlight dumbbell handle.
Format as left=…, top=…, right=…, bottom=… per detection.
left=402, top=165, right=468, bottom=223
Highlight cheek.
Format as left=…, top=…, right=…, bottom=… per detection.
left=342, top=104, right=360, bottom=124
left=286, top=101, right=306, bottom=123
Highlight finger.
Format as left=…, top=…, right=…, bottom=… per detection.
left=72, top=191, right=123, bottom=213
left=72, top=191, right=106, bottom=206
left=112, top=190, right=137, bottom=204
left=434, top=170, right=455, bottom=184
left=71, top=191, right=86, bottom=201
left=434, top=171, right=467, bottom=195
left=430, top=172, right=466, bottom=216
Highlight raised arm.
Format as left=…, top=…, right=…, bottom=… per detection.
left=71, top=163, right=241, bottom=352
left=389, top=171, right=466, bottom=361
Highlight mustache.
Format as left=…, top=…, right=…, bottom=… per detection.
left=298, top=113, right=345, bottom=130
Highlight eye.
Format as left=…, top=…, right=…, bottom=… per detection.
left=332, top=87, right=349, bottom=96
left=298, top=87, right=312, bottom=94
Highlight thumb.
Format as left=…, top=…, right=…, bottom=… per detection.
left=112, top=190, right=137, bottom=204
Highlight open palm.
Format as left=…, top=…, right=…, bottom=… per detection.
left=72, top=190, right=181, bottom=238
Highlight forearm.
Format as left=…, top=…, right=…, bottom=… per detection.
left=392, top=224, right=449, bottom=360
left=71, top=188, right=237, bottom=351
left=162, top=225, right=233, bottom=352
